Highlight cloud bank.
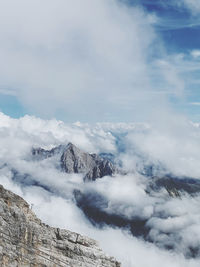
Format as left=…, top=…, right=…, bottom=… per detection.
left=0, top=1, right=200, bottom=266
left=1, top=113, right=200, bottom=266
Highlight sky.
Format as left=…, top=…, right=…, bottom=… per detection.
left=2, top=2, right=200, bottom=266
left=0, top=0, right=200, bottom=122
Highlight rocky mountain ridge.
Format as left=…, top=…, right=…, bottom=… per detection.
left=32, top=142, right=200, bottom=196
left=30, top=142, right=200, bottom=257
left=0, top=184, right=120, bottom=267
left=32, top=142, right=117, bottom=181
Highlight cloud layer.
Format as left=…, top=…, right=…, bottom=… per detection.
left=1, top=112, right=200, bottom=266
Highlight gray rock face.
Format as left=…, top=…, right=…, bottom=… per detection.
left=32, top=145, right=67, bottom=160
left=0, top=184, right=121, bottom=267
left=32, top=142, right=117, bottom=181
left=61, top=143, right=116, bottom=181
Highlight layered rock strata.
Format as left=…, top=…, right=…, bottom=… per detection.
left=0, top=184, right=120, bottom=267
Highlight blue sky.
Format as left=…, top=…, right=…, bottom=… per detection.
left=0, top=0, right=200, bottom=122
left=138, top=0, right=200, bottom=51
left=137, top=0, right=200, bottom=121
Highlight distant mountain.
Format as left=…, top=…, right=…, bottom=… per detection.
left=30, top=143, right=200, bottom=258
left=32, top=142, right=117, bottom=181
left=32, top=144, right=67, bottom=159
left=148, top=175, right=200, bottom=197
left=33, top=142, right=200, bottom=196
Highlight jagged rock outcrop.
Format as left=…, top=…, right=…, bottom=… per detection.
left=61, top=143, right=116, bottom=181
left=32, top=143, right=117, bottom=181
left=0, top=184, right=120, bottom=267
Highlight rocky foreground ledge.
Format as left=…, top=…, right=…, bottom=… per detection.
left=0, top=185, right=120, bottom=267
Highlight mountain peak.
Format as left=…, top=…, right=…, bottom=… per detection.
left=32, top=142, right=117, bottom=181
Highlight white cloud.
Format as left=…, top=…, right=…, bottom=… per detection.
left=0, top=0, right=184, bottom=122
left=181, top=0, right=200, bottom=14
left=124, top=117, right=200, bottom=178
left=0, top=88, right=17, bottom=96
left=190, top=102, right=200, bottom=106
left=160, top=0, right=200, bottom=16
left=191, top=50, right=200, bottom=59
left=0, top=0, right=150, bottom=121
left=0, top=113, right=200, bottom=266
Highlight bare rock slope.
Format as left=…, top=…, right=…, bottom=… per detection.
left=32, top=143, right=117, bottom=181
left=0, top=184, right=120, bottom=267
left=61, top=143, right=116, bottom=181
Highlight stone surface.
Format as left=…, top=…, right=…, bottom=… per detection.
left=61, top=143, right=116, bottom=181
left=32, top=145, right=67, bottom=161
left=0, top=184, right=121, bottom=267
left=32, top=142, right=117, bottom=181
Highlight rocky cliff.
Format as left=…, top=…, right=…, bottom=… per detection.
left=0, top=184, right=120, bottom=267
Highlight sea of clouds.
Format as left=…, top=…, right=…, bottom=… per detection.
left=0, top=1, right=200, bottom=266
left=1, top=112, right=200, bottom=266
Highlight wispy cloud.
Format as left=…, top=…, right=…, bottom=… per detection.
left=191, top=50, right=200, bottom=59
left=181, top=0, right=200, bottom=14
left=190, top=102, right=200, bottom=106
left=0, top=88, right=17, bottom=96
left=139, top=0, right=200, bottom=30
